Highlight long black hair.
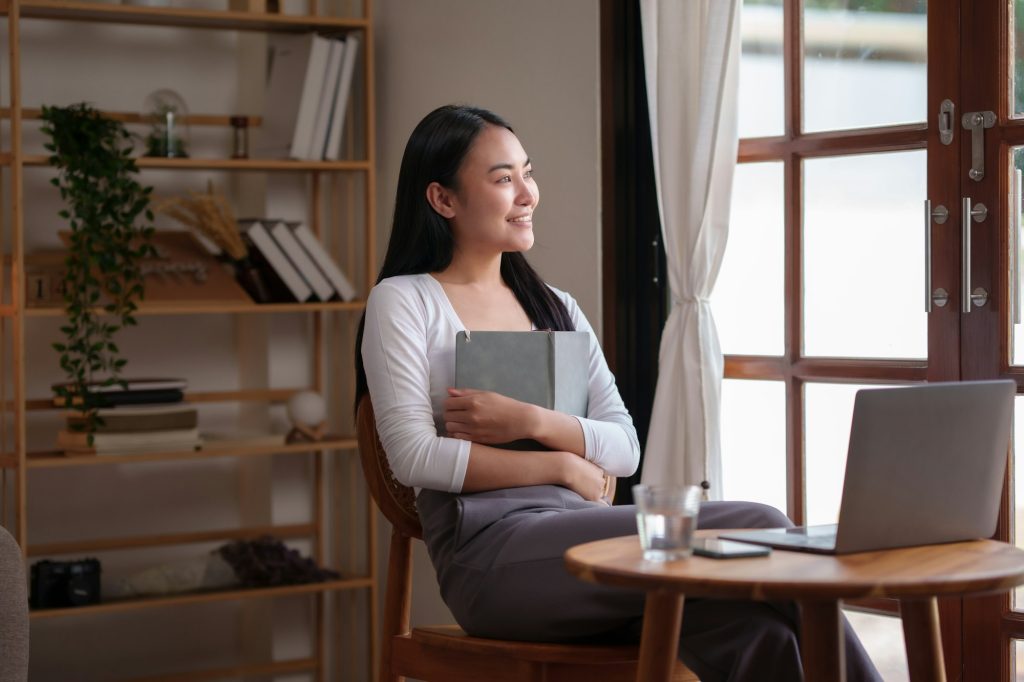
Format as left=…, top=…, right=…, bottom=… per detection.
left=354, top=104, right=574, bottom=409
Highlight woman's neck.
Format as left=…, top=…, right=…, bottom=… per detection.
left=434, top=250, right=503, bottom=288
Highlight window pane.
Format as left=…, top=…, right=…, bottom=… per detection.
left=713, top=162, right=784, bottom=356
left=805, top=382, right=875, bottom=525
left=1012, top=149, right=1024, bottom=365
left=803, top=151, right=927, bottom=359
left=1017, top=640, right=1024, bottom=681
left=1013, top=0, right=1024, bottom=117
left=845, top=610, right=909, bottom=682
left=803, top=0, right=926, bottom=133
left=739, top=0, right=783, bottom=138
left=721, top=379, right=787, bottom=513
left=1014, top=396, right=1024, bottom=611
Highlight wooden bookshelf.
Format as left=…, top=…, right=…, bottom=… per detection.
left=2, top=0, right=379, bottom=676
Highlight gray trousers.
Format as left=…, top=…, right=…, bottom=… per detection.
left=417, top=485, right=882, bottom=682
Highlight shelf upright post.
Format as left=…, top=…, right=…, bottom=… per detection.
left=7, top=0, right=26, bottom=555
left=360, top=2, right=379, bottom=677
left=363, top=6, right=376, bottom=300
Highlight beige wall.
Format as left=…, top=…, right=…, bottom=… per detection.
left=373, top=0, right=602, bottom=631
left=374, top=0, right=603, bottom=333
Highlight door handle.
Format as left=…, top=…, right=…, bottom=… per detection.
left=924, top=200, right=948, bottom=312
left=961, top=197, right=988, bottom=313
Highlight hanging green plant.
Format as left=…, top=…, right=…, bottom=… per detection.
left=40, top=103, right=157, bottom=438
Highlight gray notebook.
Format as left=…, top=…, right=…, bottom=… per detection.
left=454, top=330, right=590, bottom=450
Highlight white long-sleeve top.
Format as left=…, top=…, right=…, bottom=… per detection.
left=361, top=273, right=640, bottom=493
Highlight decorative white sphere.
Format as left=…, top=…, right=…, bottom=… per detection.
left=287, top=390, right=326, bottom=427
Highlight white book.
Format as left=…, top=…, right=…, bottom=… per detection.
left=256, top=33, right=317, bottom=158
left=269, top=221, right=334, bottom=301
left=308, top=39, right=345, bottom=161
left=289, top=34, right=333, bottom=159
left=324, top=34, right=360, bottom=161
left=239, top=220, right=313, bottom=302
left=289, top=222, right=357, bottom=301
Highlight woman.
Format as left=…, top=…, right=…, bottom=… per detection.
left=357, top=104, right=881, bottom=681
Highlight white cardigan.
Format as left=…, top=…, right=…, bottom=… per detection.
left=361, top=273, right=640, bottom=493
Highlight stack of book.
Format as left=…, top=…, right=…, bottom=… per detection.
left=256, top=32, right=361, bottom=161
left=53, top=378, right=201, bottom=456
left=237, top=219, right=357, bottom=304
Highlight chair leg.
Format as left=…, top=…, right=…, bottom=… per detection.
left=380, top=530, right=414, bottom=682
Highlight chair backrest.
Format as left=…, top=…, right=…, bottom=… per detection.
left=356, top=396, right=423, bottom=540
left=0, top=524, right=28, bottom=682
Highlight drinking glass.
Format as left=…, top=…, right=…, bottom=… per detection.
left=633, top=484, right=702, bottom=561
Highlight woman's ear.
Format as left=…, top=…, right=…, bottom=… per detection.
left=426, top=182, right=456, bottom=218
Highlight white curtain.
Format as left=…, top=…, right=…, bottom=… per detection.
left=639, top=0, right=741, bottom=499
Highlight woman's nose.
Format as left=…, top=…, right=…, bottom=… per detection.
left=515, top=178, right=537, bottom=206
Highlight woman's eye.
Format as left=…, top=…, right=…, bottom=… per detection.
left=497, top=175, right=512, bottom=183
left=524, top=169, right=534, bottom=179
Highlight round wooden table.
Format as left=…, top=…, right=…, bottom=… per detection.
left=564, top=534, right=1024, bottom=682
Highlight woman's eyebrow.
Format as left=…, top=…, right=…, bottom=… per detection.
left=487, top=157, right=531, bottom=173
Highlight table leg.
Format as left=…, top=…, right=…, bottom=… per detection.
left=799, top=599, right=845, bottom=682
left=900, top=597, right=947, bottom=682
left=637, top=591, right=685, bottom=682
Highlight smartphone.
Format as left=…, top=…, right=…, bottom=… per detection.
left=692, top=538, right=771, bottom=559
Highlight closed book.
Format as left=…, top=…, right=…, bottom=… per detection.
left=238, top=220, right=314, bottom=303
left=57, top=427, right=201, bottom=455
left=53, top=389, right=185, bottom=408
left=67, top=405, right=198, bottom=433
left=308, top=38, right=345, bottom=160
left=268, top=221, right=334, bottom=301
left=289, top=222, right=357, bottom=300
left=289, top=34, right=333, bottom=159
left=256, top=33, right=318, bottom=158
left=454, top=330, right=590, bottom=450
left=324, top=34, right=360, bottom=161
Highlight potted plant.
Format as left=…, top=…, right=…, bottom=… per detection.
left=40, top=103, right=157, bottom=437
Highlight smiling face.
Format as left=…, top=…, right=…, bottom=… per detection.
left=426, top=124, right=539, bottom=257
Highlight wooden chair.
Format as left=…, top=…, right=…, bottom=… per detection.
left=356, top=396, right=698, bottom=682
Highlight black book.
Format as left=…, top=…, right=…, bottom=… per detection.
left=54, top=388, right=185, bottom=408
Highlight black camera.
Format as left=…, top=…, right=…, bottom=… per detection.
left=30, top=558, right=101, bottom=609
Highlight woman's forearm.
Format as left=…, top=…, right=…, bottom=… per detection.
left=526, top=405, right=587, bottom=458
left=462, top=443, right=567, bottom=491
left=461, top=442, right=607, bottom=501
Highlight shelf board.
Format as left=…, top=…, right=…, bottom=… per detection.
left=26, top=435, right=357, bottom=468
left=22, top=154, right=370, bottom=172
left=2, top=107, right=262, bottom=128
left=25, top=299, right=366, bottom=317
left=14, top=0, right=370, bottom=32
left=125, top=657, right=317, bottom=682
left=29, top=575, right=373, bottom=620
left=26, top=387, right=303, bottom=411
left=27, top=522, right=318, bottom=557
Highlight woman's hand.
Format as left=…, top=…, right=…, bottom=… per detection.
left=443, top=388, right=537, bottom=444
left=559, top=452, right=611, bottom=503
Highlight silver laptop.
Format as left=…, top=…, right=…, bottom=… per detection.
left=720, top=380, right=1015, bottom=555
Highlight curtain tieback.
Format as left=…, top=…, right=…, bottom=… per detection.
left=671, top=295, right=710, bottom=306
